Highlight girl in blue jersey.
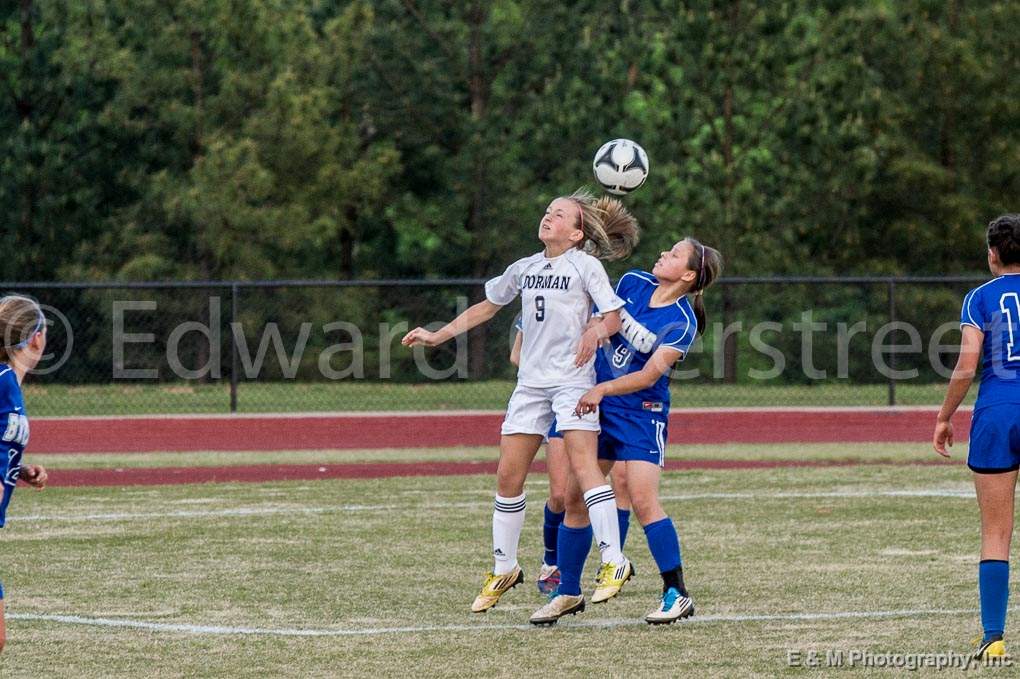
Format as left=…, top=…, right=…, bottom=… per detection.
left=934, top=215, right=1020, bottom=660
left=530, top=237, right=722, bottom=625
left=0, top=295, right=50, bottom=651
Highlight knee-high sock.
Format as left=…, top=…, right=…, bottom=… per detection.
left=643, top=516, right=682, bottom=574
left=618, top=508, right=631, bottom=550
left=557, top=524, right=593, bottom=596
left=584, top=485, right=624, bottom=566
left=543, top=503, right=565, bottom=566
left=492, top=493, right=526, bottom=575
left=980, top=559, right=1009, bottom=642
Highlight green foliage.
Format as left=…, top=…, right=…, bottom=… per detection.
left=5, top=0, right=1016, bottom=282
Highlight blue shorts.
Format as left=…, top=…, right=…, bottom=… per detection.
left=547, top=419, right=562, bottom=440
left=597, top=406, right=668, bottom=466
left=968, top=405, right=1020, bottom=473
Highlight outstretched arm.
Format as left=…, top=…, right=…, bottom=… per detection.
left=933, top=325, right=983, bottom=457
left=402, top=300, right=503, bottom=348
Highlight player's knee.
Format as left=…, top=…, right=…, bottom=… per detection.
left=630, top=495, right=662, bottom=524
left=564, top=492, right=586, bottom=517
left=495, top=468, right=526, bottom=497
left=546, top=493, right=566, bottom=514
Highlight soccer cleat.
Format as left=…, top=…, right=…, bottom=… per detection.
left=644, top=587, right=694, bottom=625
left=471, top=567, right=524, bottom=613
left=591, top=558, right=634, bottom=604
left=974, top=636, right=1007, bottom=661
left=529, top=593, right=585, bottom=626
left=536, top=563, right=561, bottom=596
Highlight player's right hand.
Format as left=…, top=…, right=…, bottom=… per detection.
left=933, top=419, right=953, bottom=457
left=401, top=327, right=439, bottom=347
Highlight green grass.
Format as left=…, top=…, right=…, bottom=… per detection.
left=0, top=444, right=990, bottom=677
left=24, top=381, right=971, bottom=416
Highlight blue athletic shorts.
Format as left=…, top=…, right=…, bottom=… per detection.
left=597, top=406, right=668, bottom=466
left=547, top=419, right=562, bottom=440
left=968, top=404, right=1020, bottom=473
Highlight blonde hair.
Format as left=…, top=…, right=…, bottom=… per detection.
left=565, top=188, right=640, bottom=261
left=0, top=295, right=44, bottom=363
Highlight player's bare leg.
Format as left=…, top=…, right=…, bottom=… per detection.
left=473, top=433, right=543, bottom=613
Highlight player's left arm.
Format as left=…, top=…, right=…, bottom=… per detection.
left=933, top=325, right=983, bottom=457
left=575, top=345, right=683, bottom=415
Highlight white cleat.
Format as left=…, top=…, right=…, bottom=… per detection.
left=644, top=587, right=694, bottom=625
left=530, top=593, right=585, bottom=626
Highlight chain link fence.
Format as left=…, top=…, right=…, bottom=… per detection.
left=1, top=276, right=986, bottom=417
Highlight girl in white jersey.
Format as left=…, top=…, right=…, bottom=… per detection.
left=403, top=189, right=639, bottom=612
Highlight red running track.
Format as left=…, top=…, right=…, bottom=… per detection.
left=30, top=408, right=968, bottom=454
left=45, top=457, right=962, bottom=487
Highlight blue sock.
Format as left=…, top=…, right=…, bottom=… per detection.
left=617, top=508, right=631, bottom=550
left=543, top=504, right=565, bottom=566
left=980, top=559, right=1009, bottom=642
left=557, top=524, right=593, bottom=596
left=643, top=517, right=682, bottom=574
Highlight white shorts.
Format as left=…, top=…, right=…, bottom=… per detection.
left=500, top=384, right=600, bottom=436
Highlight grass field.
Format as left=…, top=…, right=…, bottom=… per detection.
left=24, top=381, right=971, bottom=416
left=0, top=442, right=995, bottom=677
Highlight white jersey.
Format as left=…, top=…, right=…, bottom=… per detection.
left=486, top=248, right=624, bottom=388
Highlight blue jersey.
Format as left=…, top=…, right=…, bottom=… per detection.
left=0, top=365, right=28, bottom=527
left=594, top=270, right=698, bottom=413
left=960, top=274, right=1020, bottom=410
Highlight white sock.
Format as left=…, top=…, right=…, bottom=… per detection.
left=584, top=485, right=625, bottom=566
left=492, top=493, right=526, bottom=575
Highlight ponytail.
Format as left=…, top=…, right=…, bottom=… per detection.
left=683, top=238, right=722, bottom=336
left=564, top=188, right=640, bottom=261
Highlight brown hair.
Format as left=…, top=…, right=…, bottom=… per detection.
left=565, top=188, right=640, bottom=261
left=0, top=295, right=44, bottom=363
left=683, top=237, right=722, bottom=336
left=988, top=214, right=1020, bottom=266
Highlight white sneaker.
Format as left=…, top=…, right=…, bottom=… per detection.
left=644, top=587, right=694, bottom=624
left=529, top=593, right=585, bottom=626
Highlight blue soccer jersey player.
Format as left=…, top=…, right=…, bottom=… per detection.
left=935, top=214, right=1020, bottom=660
left=0, top=295, right=50, bottom=652
left=531, top=237, right=723, bottom=625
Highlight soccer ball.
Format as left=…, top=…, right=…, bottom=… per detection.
left=592, top=139, right=649, bottom=196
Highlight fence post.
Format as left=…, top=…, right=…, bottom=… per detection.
left=887, top=280, right=896, bottom=407
left=230, top=283, right=239, bottom=413
left=721, top=283, right=737, bottom=383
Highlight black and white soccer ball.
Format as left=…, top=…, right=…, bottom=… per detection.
left=592, top=139, right=649, bottom=196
